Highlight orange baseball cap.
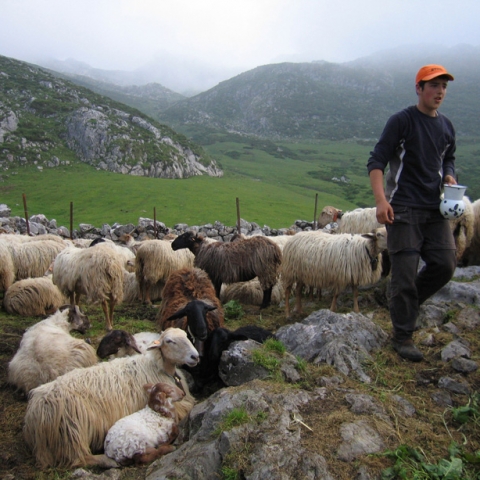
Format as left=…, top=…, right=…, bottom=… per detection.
left=416, top=64, right=454, bottom=84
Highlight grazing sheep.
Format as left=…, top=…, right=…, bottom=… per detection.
left=97, top=329, right=161, bottom=359
left=461, top=198, right=480, bottom=265
left=135, top=239, right=195, bottom=304
left=317, top=206, right=382, bottom=233
left=51, top=243, right=125, bottom=330
left=171, top=231, right=282, bottom=309
left=23, top=327, right=199, bottom=469
left=7, top=305, right=95, bottom=395
left=448, top=195, right=474, bottom=262
left=3, top=275, right=67, bottom=316
left=158, top=267, right=224, bottom=355
left=104, top=382, right=184, bottom=466
left=282, top=228, right=387, bottom=316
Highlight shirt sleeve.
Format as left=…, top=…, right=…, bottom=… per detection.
left=367, top=112, right=405, bottom=174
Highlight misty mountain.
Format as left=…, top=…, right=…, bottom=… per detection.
left=158, top=44, right=480, bottom=141
left=36, top=53, right=244, bottom=96
left=0, top=55, right=222, bottom=179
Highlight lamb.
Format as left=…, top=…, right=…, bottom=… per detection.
left=3, top=275, right=67, bottom=316
left=135, top=239, right=195, bottom=304
left=7, top=304, right=96, bottom=395
left=158, top=267, right=224, bottom=355
left=104, top=382, right=185, bottom=465
left=51, top=243, right=125, bottom=330
left=96, top=329, right=161, bottom=359
left=461, top=198, right=480, bottom=266
left=23, top=327, right=199, bottom=469
left=281, top=227, right=387, bottom=316
left=171, top=231, right=282, bottom=308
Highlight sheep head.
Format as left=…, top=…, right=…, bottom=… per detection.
left=148, top=327, right=199, bottom=368
left=96, top=329, right=142, bottom=359
left=171, top=231, right=204, bottom=254
left=60, top=304, right=91, bottom=334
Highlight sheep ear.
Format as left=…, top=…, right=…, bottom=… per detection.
left=143, top=383, right=154, bottom=394
left=167, top=307, right=188, bottom=321
left=205, top=304, right=217, bottom=313
left=361, top=233, right=375, bottom=240
left=59, top=304, right=71, bottom=312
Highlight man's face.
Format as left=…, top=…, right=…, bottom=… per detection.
left=416, top=77, right=449, bottom=114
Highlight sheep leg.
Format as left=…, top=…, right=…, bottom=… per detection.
left=330, top=290, right=339, bottom=312
left=101, top=300, right=113, bottom=331
left=285, top=284, right=292, bottom=317
left=353, top=286, right=360, bottom=313
left=294, top=281, right=304, bottom=314
left=85, top=453, right=120, bottom=469
left=260, top=287, right=273, bottom=309
left=133, top=424, right=179, bottom=465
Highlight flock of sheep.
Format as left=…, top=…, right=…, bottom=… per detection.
left=2, top=197, right=479, bottom=470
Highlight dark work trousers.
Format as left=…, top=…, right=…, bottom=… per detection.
left=386, top=206, right=457, bottom=342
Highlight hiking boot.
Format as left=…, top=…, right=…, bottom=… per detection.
left=391, top=338, right=424, bottom=362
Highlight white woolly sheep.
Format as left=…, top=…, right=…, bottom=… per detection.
left=51, top=243, right=125, bottom=330
left=0, top=239, right=15, bottom=295
left=220, top=277, right=285, bottom=305
left=7, top=304, right=95, bottom=395
left=317, top=206, right=382, bottom=233
left=171, top=231, right=282, bottom=309
left=104, top=382, right=184, bottom=465
left=6, top=238, right=67, bottom=281
left=23, top=327, right=199, bottom=469
left=0, top=233, right=67, bottom=245
left=460, top=197, right=480, bottom=265
left=281, top=228, right=387, bottom=316
left=448, top=195, right=474, bottom=262
left=3, top=275, right=67, bottom=316
left=88, top=237, right=136, bottom=272
left=135, top=239, right=195, bottom=304
left=96, top=329, right=162, bottom=359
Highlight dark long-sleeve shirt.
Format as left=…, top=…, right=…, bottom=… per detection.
left=367, top=105, right=456, bottom=209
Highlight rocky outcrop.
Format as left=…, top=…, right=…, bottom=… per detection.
left=0, top=55, right=222, bottom=179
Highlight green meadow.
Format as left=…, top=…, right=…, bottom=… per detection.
left=1, top=135, right=479, bottom=230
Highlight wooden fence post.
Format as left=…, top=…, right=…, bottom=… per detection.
left=236, top=197, right=241, bottom=234
left=22, top=193, right=30, bottom=236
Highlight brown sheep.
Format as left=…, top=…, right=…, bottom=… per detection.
left=171, top=232, right=282, bottom=309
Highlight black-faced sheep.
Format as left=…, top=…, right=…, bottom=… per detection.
left=3, top=275, right=67, bottom=316
left=51, top=243, right=125, bottom=331
left=171, top=231, right=282, bottom=309
left=96, top=329, right=161, bottom=359
left=103, top=382, right=184, bottom=466
left=135, top=239, right=195, bottom=304
left=157, top=267, right=224, bottom=356
left=7, top=304, right=96, bottom=395
left=281, top=228, right=387, bottom=316
left=23, top=327, right=199, bottom=469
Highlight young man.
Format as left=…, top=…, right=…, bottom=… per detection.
left=367, top=64, right=457, bottom=362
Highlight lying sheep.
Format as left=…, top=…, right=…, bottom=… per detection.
left=171, top=231, right=282, bottom=309
left=51, top=243, right=125, bottom=331
left=97, top=329, right=161, bottom=359
left=7, top=305, right=96, bottom=395
left=23, top=327, right=199, bottom=469
left=158, top=267, right=224, bottom=356
left=104, top=382, right=184, bottom=466
left=3, top=275, right=67, bottom=316
left=281, top=228, right=387, bottom=316
left=135, top=239, right=195, bottom=304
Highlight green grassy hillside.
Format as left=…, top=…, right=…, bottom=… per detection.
left=2, top=134, right=478, bottom=231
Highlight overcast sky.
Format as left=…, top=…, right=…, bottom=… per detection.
left=2, top=0, right=479, bottom=73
